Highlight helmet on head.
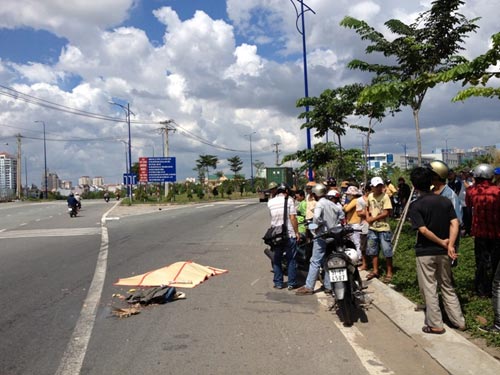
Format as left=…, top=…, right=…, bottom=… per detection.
left=473, top=164, right=494, bottom=179
left=327, top=189, right=340, bottom=199
left=69, top=193, right=74, bottom=197
left=326, top=177, right=337, bottom=187
left=311, top=183, right=327, bottom=197
left=427, top=160, right=449, bottom=180
left=268, top=181, right=278, bottom=190
left=276, top=183, right=289, bottom=193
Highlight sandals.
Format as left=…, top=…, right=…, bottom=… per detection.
left=422, top=326, right=446, bottom=335
left=366, top=272, right=379, bottom=280
left=382, top=275, right=393, bottom=284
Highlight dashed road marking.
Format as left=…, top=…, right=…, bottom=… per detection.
left=0, top=228, right=101, bottom=239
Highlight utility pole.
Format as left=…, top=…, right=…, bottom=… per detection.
left=16, top=134, right=22, bottom=199
left=272, top=142, right=281, bottom=166
left=159, top=120, right=176, bottom=197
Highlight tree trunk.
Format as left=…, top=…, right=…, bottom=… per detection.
left=413, top=108, right=423, bottom=166
left=364, top=118, right=373, bottom=186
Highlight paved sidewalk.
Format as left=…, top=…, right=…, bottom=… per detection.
left=363, top=272, right=500, bottom=375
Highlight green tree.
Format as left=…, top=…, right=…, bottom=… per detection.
left=227, top=155, right=243, bottom=176
left=296, top=84, right=371, bottom=177
left=341, top=0, right=479, bottom=165
left=195, top=154, right=218, bottom=197
left=434, top=32, right=500, bottom=101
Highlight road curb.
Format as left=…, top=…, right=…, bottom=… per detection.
left=364, top=274, right=500, bottom=375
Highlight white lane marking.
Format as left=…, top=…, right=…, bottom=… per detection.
left=251, top=278, right=260, bottom=286
left=196, top=204, right=215, bottom=209
left=236, top=204, right=248, bottom=208
left=35, top=219, right=41, bottom=222
left=317, top=295, right=395, bottom=375
left=55, top=202, right=117, bottom=375
left=0, top=228, right=101, bottom=239
left=0, top=229, right=5, bottom=233
left=105, top=217, right=120, bottom=221
left=20, top=223, right=27, bottom=226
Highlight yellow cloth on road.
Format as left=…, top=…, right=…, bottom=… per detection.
left=114, top=261, right=228, bottom=288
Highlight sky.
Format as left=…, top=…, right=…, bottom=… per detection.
left=0, top=0, right=499, bottom=186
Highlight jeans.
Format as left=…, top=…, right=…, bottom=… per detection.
left=493, top=259, right=500, bottom=329
left=273, top=238, right=298, bottom=287
left=305, top=238, right=331, bottom=291
left=474, top=238, right=500, bottom=297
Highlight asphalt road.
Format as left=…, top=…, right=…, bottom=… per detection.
left=0, top=199, right=450, bottom=375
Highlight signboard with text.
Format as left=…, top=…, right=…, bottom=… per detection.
left=139, top=157, right=176, bottom=182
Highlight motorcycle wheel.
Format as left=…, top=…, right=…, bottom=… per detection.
left=338, top=284, right=355, bottom=327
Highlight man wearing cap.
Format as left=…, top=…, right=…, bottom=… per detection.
left=268, top=181, right=278, bottom=199
left=366, top=177, right=393, bottom=283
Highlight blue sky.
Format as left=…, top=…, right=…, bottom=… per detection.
left=0, top=1, right=499, bottom=187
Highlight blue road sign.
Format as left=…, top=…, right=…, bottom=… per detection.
left=123, top=173, right=137, bottom=185
left=147, top=157, right=176, bottom=182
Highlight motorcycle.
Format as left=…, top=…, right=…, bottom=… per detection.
left=68, top=205, right=78, bottom=218
left=263, top=220, right=314, bottom=280
left=104, top=195, right=110, bottom=202
left=316, top=223, right=365, bottom=326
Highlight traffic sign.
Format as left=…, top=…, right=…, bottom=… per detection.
left=123, top=173, right=137, bottom=185
left=138, top=157, right=176, bottom=182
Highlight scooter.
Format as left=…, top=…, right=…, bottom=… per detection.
left=104, top=195, right=110, bottom=202
left=322, top=224, right=365, bottom=326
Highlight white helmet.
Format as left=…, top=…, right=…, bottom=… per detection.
left=473, top=164, right=494, bottom=179
left=344, top=248, right=359, bottom=264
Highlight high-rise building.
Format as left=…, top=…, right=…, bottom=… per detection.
left=92, top=176, right=104, bottom=186
left=0, top=152, right=17, bottom=200
left=79, top=176, right=91, bottom=186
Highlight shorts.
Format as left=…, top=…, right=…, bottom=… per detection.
left=367, top=230, right=393, bottom=258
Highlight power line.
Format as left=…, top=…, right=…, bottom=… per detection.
left=0, top=84, right=248, bottom=153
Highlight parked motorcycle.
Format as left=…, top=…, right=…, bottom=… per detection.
left=319, top=224, right=365, bottom=326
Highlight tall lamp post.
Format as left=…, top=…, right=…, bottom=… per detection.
left=110, top=101, right=134, bottom=201
left=34, top=120, right=48, bottom=199
left=244, top=132, right=256, bottom=189
left=290, top=0, right=315, bottom=181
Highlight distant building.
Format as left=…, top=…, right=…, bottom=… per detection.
left=79, top=176, right=91, bottom=186
left=61, top=180, right=72, bottom=189
left=47, top=171, right=60, bottom=192
left=92, top=176, right=104, bottom=186
left=0, top=152, right=17, bottom=200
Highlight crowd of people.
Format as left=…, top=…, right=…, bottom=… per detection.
left=265, top=161, right=500, bottom=335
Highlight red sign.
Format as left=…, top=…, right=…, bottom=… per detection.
left=139, top=157, right=148, bottom=182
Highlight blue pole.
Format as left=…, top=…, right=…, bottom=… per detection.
left=295, top=1, right=315, bottom=181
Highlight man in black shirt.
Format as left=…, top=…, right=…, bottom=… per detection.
left=409, top=167, right=465, bottom=334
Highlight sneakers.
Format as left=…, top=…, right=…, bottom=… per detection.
left=287, top=284, right=300, bottom=291
left=295, top=286, right=314, bottom=295
left=273, top=285, right=284, bottom=289
left=478, top=325, right=500, bottom=334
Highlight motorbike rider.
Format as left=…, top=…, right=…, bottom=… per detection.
left=67, top=193, right=78, bottom=211
left=296, top=183, right=345, bottom=295
left=104, top=191, right=110, bottom=202
left=74, top=192, right=82, bottom=209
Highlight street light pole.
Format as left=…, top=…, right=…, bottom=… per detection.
left=34, top=120, right=48, bottom=199
left=291, top=0, right=315, bottom=181
left=110, top=101, right=134, bottom=201
left=244, top=132, right=256, bottom=189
